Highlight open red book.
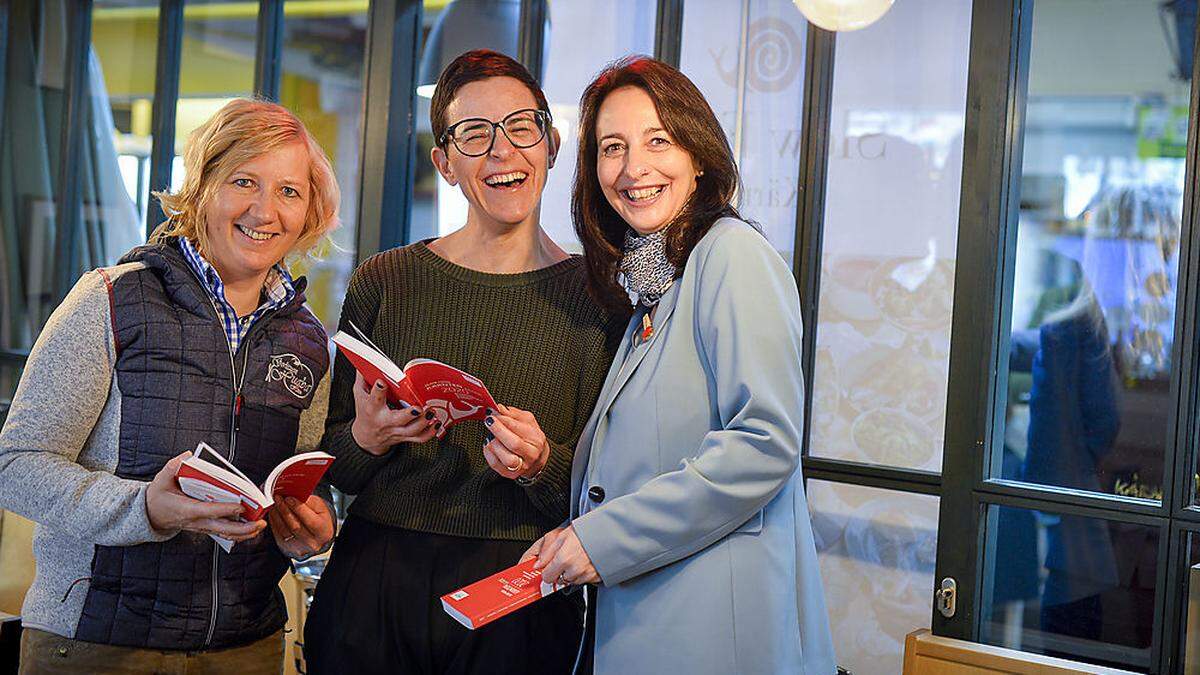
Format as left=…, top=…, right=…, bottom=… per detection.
left=331, top=323, right=498, bottom=437
left=441, top=558, right=564, bottom=630
left=175, top=442, right=334, bottom=551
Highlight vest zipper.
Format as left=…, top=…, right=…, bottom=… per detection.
left=179, top=255, right=290, bottom=649
left=201, top=301, right=257, bottom=648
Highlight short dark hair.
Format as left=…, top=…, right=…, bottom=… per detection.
left=572, top=55, right=742, bottom=311
left=430, top=50, right=551, bottom=148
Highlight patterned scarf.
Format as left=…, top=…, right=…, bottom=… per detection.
left=619, top=227, right=677, bottom=307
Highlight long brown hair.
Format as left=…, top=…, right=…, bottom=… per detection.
left=572, top=55, right=741, bottom=311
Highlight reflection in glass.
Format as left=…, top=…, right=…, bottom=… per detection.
left=278, top=0, right=366, bottom=335
left=981, top=504, right=1156, bottom=671
left=809, top=480, right=938, bottom=675
left=1000, top=0, right=1188, bottom=501
left=681, top=0, right=809, bottom=262
left=808, top=0, right=971, bottom=471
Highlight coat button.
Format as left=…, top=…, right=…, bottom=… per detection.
left=588, top=485, right=605, bottom=503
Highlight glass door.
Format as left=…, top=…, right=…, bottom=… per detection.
left=936, top=1, right=1200, bottom=671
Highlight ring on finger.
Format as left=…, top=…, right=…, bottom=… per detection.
left=506, top=456, right=525, bottom=472
left=283, top=534, right=296, bottom=543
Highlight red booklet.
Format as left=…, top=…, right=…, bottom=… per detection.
left=331, top=324, right=498, bottom=437
left=441, top=558, right=565, bottom=630
left=175, top=442, right=334, bottom=551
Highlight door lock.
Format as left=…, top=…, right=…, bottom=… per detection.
left=936, top=577, right=956, bottom=618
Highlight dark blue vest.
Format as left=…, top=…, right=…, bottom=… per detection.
left=74, top=241, right=329, bottom=650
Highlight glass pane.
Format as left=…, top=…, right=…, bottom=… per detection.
left=1, top=0, right=154, bottom=355
left=410, top=0, right=524, bottom=244
left=1, top=0, right=68, bottom=350
left=92, top=0, right=159, bottom=234
left=808, top=0, right=971, bottom=471
left=539, top=0, right=656, bottom=252
left=278, top=0, right=367, bottom=335
left=980, top=504, right=1156, bottom=671
left=0, top=362, right=22, bottom=425
left=1180, top=531, right=1200, bottom=668
left=809, top=480, right=938, bottom=675
left=411, top=1, right=656, bottom=249
left=999, top=1, right=1187, bottom=501
left=172, top=0, right=258, bottom=190
left=680, top=0, right=808, bottom=262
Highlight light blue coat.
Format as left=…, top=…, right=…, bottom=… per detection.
left=570, top=219, right=837, bottom=674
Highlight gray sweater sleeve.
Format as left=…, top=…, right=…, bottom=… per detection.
left=0, top=270, right=172, bottom=546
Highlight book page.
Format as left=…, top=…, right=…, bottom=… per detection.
left=263, top=451, right=335, bottom=504
left=331, top=332, right=405, bottom=383
left=181, top=443, right=267, bottom=509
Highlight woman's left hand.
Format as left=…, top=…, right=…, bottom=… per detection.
left=268, top=495, right=335, bottom=559
left=536, top=524, right=600, bottom=586
left=483, top=404, right=550, bottom=481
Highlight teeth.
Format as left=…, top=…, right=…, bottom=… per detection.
left=485, top=171, right=528, bottom=186
left=237, top=224, right=273, bottom=241
left=625, top=186, right=664, bottom=201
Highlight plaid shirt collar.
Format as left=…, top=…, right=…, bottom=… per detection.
left=178, top=237, right=296, bottom=354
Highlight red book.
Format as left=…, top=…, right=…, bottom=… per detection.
left=331, top=324, right=498, bottom=437
left=175, top=442, right=334, bottom=551
left=441, top=558, right=564, bottom=630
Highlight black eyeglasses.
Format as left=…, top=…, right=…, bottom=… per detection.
left=439, top=108, right=551, bottom=157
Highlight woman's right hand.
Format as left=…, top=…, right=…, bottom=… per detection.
left=350, top=372, right=437, bottom=455
left=146, top=452, right=266, bottom=541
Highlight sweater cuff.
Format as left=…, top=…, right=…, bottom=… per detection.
left=521, top=439, right=574, bottom=517
left=138, top=483, right=181, bottom=543
left=326, top=424, right=392, bottom=494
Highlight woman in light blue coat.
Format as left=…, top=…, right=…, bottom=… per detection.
left=525, top=56, right=836, bottom=674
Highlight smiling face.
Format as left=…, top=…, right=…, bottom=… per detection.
left=431, top=76, right=557, bottom=232
left=200, top=141, right=311, bottom=284
left=595, top=86, right=700, bottom=236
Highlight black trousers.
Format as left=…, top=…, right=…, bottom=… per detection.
left=303, top=516, right=585, bottom=675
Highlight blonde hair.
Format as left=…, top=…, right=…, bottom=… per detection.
left=150, top=98, right=340, bottom=260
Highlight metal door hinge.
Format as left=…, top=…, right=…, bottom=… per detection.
left=936, top=577, right=957, bottom=618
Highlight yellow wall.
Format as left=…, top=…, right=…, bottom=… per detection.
left=0, top=512, right=36, bottom=616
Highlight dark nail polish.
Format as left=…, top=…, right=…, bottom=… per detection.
left=435, top=421, right=442, bottom=429
left=484, top=431, right=494, bottom=443
left=486, top=408, right=494, bottom=415
left=425, top=411, right=435, bottom=420
left=485, top=416, right=494, bottom=427
left=411, top=409, right=421, bottom=417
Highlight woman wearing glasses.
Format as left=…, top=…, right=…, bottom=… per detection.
left=303, top=50, right=622, bottom=675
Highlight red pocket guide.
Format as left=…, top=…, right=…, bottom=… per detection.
left=440, top=558, right=564, bottom=630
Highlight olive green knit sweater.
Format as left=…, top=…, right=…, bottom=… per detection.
left=323, top=241, right=623, bottom=542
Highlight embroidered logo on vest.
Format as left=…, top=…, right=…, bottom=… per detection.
left=266, top=353, right=315, bottom=399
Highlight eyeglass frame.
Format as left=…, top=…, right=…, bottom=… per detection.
left=438, top=108, right=553, bottom=157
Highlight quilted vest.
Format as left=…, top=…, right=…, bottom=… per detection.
left=74, top=240, right=330, bottom=650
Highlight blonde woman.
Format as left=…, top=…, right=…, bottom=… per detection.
left=0, top=98, right=339, bottom=674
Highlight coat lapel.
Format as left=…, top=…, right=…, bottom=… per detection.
left=595, top=281, right=681, bottom=422
left=570, top=282, right=682, bottom=514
